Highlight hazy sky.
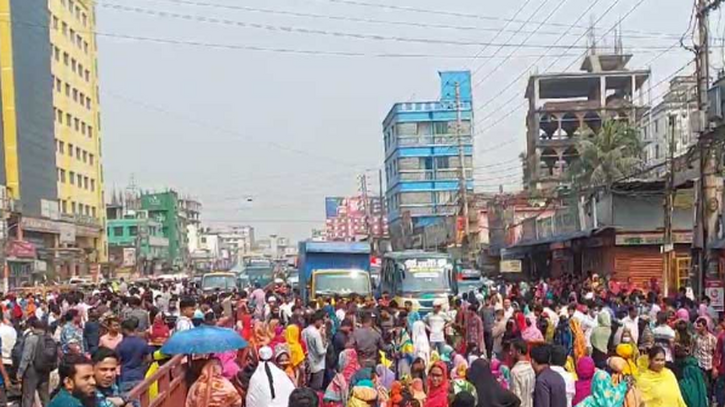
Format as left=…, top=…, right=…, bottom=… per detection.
left=97, top=0, right=697, bottom=241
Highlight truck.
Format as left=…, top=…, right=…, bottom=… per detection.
left=241, top=258, right=276, bottom=288
left=379, top=251, right=456, bottom=314
left=297, top=241, right=373, bottom=304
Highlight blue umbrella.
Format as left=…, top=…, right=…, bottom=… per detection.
left=161, top=325, right=248, bottom=355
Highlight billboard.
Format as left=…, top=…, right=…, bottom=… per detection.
left=325, top=197, right=344, bottom=219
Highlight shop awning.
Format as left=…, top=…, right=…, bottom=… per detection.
left=505, top=227, right=614, bottom=250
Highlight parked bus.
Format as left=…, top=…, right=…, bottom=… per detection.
left=379, top=251, right=456, bottom=314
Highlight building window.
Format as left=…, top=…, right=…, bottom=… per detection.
left=62, top=22, right=68, bottom=37
left=89, top=154, right=94, bottom=165
left=66, top=113, right=72, bottom=127
left=88, top=126, right=93, bottom=138
left=74, top=118, right=79, bottom=131
left=83, top=41, right=88, bottom=54
left=69, top=29, right=75, bottom=41
left=68, top=145, right=73, bottom=157
left=56, top=109, right=63, bottom=123
left=65, top=83, right=70, bottom=96
left=90, top=179, right=95, bottom=191
left=77, top=63, right=83, bottom=77
left=58, top=140, right=65, bottom=153
left=81, top=122, right=86, bottom=135
left=63, top=52, right=69, bottom=66
left=435, top=156, right=450, bottom=169
left=129, top=226, right=138, bottom=236
left=77, top=173, right=82, bottom=186
left=61, top=200, right=67, bottom=213
left=69, top=171, right=75, bottom=185
left=71, top=201, right=76, bottom=214
left=83, top=176, right=89, bottom=189
left=55, top=78, right=61, bottom=92
left=71, top=59, right=76, bottom=73
left=113, top=226, right=123, bottom=237
left=82, top=13, right=87, bottom=27
left=72, top=88, right=78, bottom=102
left=75, top=147, right=81, bottom=158
left=86, top=97, right=91, bottom=109
left=91, top=206, right=96, bottom=218
left=82, top=151, right=87, bottom=163
left=85, top=70, right=90, bottom=82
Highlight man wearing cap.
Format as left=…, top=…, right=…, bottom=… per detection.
left=424, top=299, right=451, bottom=355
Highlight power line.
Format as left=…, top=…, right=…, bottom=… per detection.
left=138, top=0, right=699, bottom=42
left=472, top=0, right=572, bottom=90
left=473, top=0, right=629, bottom=123
left=472, top=0, right=606, bottom=99
left=309, top=0, right=696, bottom=41
left=97, top=3, right=679, bottom=52
left=466, top=0, right=536, bottom=75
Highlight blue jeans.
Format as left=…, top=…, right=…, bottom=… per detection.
left=431, top=341, right=445, bottom=355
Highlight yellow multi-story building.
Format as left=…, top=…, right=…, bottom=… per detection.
left=0, top=0, right=105, bottom=283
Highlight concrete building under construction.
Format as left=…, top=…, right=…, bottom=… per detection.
left=524, top=50, right=651, bottom=190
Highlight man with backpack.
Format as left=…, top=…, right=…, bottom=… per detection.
left=18, top=318, right=58, bottom=407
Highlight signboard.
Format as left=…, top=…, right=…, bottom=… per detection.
left=59, top=223, right=76, bottom=244
left=705, top=279, right=724, bottom=311
left=122, top=248, right=136, bottom=267
left=615, top=232, right=693, bottom=246
left=500, top=259, right=522, bottom=273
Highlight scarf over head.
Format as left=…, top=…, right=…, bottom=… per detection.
left=424, top=361, right=450, bottom=407
left=186, top=359, right=242, bottom=407
left=324, top=349, right=362, bottom=406
left=246, top=347, right=295, bottom=407
left=284, top=324, right=305, bottom=368
left=590, top=311, right=612, bottom=354
left=467, top=359, right=521, bottom=407
left=637, top=367, right=687, bottom=407
left=573, top=357, right=596, bottom=406
left=576, top=369, right=628, bottom=407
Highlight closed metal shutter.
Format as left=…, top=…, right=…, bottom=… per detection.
left=613, top=246, right=663, bottom=289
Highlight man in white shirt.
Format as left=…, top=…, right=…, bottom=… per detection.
left=503, top=298, right=514, bottom=320
left=0, top=319, right=16, bottom=367
left=424, top=300, right=451, bottom=354
left=550, top=345, right=575, bottom=407
left=652, top=311, right=676, bottom=362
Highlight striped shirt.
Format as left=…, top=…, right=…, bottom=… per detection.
left=511, top=360, right=536, bottom=407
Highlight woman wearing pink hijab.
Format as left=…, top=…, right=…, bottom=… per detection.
left=573, top=356, right=596, bottom=406
left=521, top=314, right=544, bottom=343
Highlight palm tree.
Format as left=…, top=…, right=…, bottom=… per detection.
left=568, top=120, right=643, bottom=190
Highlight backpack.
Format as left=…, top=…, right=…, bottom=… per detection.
left=11, top=333, right=25, bottom=370
left=33, top=334, right=59, bottom=372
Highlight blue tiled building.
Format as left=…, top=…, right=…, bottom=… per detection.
left=383, top=71, right=474, bottom=249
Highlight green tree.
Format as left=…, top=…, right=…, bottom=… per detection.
left=568, top=120, right=643, bottom=189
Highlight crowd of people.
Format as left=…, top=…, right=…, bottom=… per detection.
left=0, top=272, right=722, bottom=407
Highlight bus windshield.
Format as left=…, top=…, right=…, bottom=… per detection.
left=398, top=257, right=451, bottom=294
left=314, top=271, right=370, bottom=296
left=202, top=275, right=236, bottom=291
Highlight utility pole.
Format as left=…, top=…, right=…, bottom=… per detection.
left=694, top=0, right=724, bottom=296
left=359, top=174, right=373, bottom=243
left=378, top=169, right=385, bottom=253
left=455, top=82, right=470, bottom=256
left=664, top=115, right=676, bottom=296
